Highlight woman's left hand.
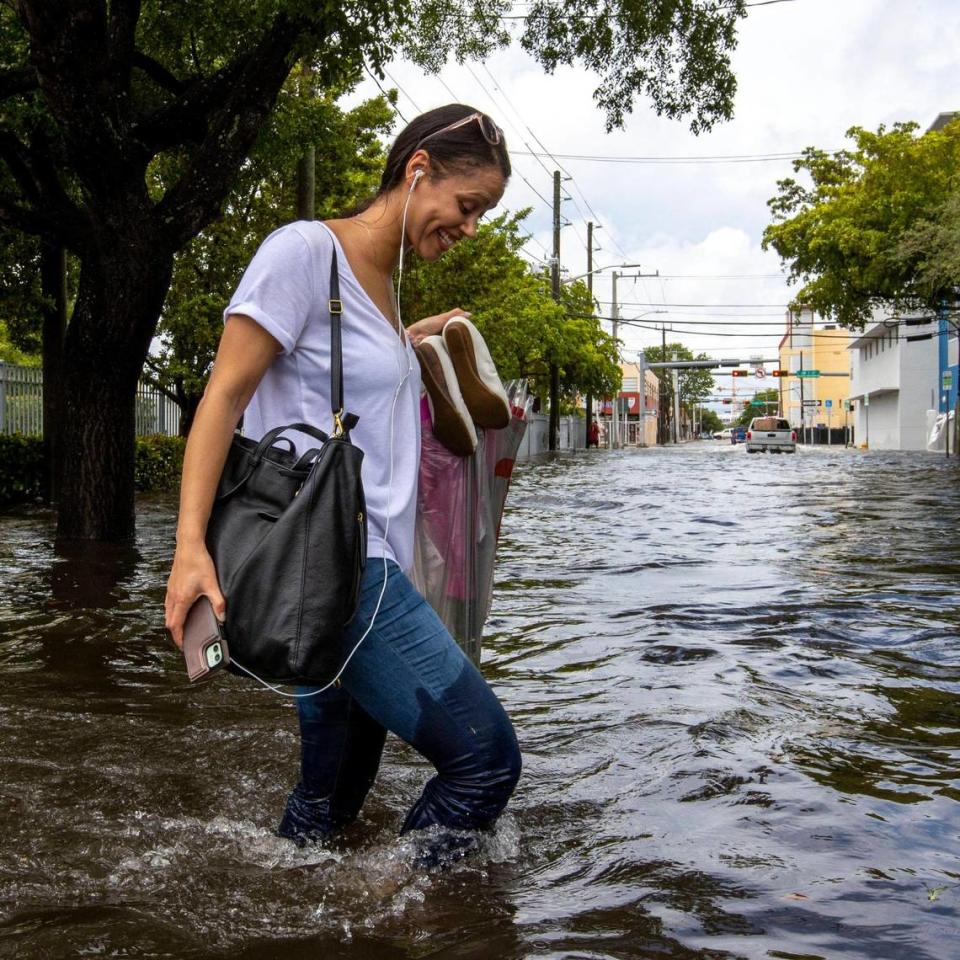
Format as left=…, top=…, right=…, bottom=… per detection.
left=407, top=308, right=471, bottom=347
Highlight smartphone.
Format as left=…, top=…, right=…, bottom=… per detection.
left=182, top=596, right=230, bottom=682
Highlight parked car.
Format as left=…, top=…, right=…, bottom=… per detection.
left=745, top=416, right=797, bottom=453
left=717, top=429, right=732, bottom=441
left=731, top=426, right=746, bottom=445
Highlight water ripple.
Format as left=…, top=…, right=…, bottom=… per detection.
left=1, top=448, right=959, bottom=958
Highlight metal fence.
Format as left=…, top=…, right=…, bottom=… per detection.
left=797, top=425, right=852, bottom=446
left=135, top=382, right=181, bottom=437
left=0, top=361, right=181, bottom=438
left=0, top=362, right=42, bottom=436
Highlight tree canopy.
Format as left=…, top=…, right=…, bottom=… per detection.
left=735, top=387, right=778, bottom=426
left=699, top=407, right=723, bottom=433
left=639, top=342, right=713, bottom=442
left=763, top=119, right=960, bottom=328
left=0, top=0, right=750, bottom=539
left=147, top=84, right=393, bottom=434
left=641, top=342, right=714, bottom=406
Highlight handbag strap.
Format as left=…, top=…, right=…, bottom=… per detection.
left=252, top=422, right=329, bottom=462
left=328, top=250, right=345, bottom=437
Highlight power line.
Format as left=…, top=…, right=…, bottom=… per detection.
left=613, top=317, right=798, bottom=326
left=486, top=67, right=619, bottom=256
left=570, top=311, right=942, bottom=340
left=455, top=62, right=560, bottom=217
left=429, top=66, right=557, bottom=217
left=498, top=0, right=800, bottom=20
left=363, top=64, right=407, bottom=124
left=657, top=273, right=786, bottom=279
left=613, top=318, right=929, bottom=341
left=520, top=246, right=551, bottom=267
left=436, top=72, right=464, bottom=105
left=611, top=306, right=789, bottom=315
left=474, top=63, right=555, bottom=180
left=382, top=66, right=421, bottom=113
left=473, top=62, right=606, bottom=259
left=511, top=150, right=827, bottom=165
left=598, top=300, right=792, bottom=308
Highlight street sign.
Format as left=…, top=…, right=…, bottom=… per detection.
left=750, top=399, right=765, bottom=406
left=944, top=370, right=954, bottom=390
left=755, top=368, right=766, bottom=379
left=802, top=399, right=821, bottom=406
left=824, top=399, right=833, bottom=408
left=796, top=369, right=821, bottom=378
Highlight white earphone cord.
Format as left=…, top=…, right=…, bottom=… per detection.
left=230, top=178, right=418, bottom=698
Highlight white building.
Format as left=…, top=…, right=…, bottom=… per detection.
left=848, top=313, right=939, bottom=450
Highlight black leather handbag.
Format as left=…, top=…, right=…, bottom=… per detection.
left=206, top=250, right=367, bottom=686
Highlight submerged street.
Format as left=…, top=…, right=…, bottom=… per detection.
left=1, top=444, right=959, bottom=959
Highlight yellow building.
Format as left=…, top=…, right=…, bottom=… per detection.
left=778, top=309, right=851, bottom=432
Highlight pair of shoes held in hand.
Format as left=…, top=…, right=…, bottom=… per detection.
left=416, top=316, right=511, bottom=457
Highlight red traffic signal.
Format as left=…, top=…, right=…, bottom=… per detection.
left=771, top=369, right=788, bottom=377
left=731, top=369, right=749, bottom=377
left=722, top=399, right=732, bottom=404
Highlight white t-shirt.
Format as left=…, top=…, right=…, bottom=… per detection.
left=224, top=221, right=421, bottom=572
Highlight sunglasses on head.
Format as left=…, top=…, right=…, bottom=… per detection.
left=416, top=112, right=503, bottom=150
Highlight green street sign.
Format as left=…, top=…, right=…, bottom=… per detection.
left=750, top=399, right=765, bottom=406
left=944, top=370, right=954, bottom=390
left=796, top=369, right=821, bottom=378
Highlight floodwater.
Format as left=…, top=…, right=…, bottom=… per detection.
left=1, top=444, right=959, bottom=959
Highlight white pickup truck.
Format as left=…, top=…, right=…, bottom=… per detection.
left=745, top=416, right=797, bottom=454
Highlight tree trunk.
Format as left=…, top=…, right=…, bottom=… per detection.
left=40, top=241, right=67, bottom=503
left=179, top=390, right=202, bottom=438
left=56, top=237, right=174, bottom=541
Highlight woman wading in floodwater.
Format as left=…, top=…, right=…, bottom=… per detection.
left=164, top=105, right=521, bottom=862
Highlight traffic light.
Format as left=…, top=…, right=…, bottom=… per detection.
left=731, top=369, right=749, bottom=377
left=771, top=369, right=788, bottom=377
left=722, top=399, right=732, bottom=404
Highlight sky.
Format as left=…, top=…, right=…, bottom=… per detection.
left=346, top=0, right=959, bottom=407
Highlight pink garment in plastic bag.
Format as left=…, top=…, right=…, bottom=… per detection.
left=412, top=381, right=532, bottom=664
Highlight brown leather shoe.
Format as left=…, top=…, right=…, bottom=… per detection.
left=416, top=336, right=478, bottom=457
left=442, top=317, right=511, bottom=429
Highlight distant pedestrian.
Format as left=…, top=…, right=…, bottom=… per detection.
left=588, top=420, right=600, bottom=448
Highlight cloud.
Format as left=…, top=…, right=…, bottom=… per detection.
left=345, top=0, right=958, bottom=389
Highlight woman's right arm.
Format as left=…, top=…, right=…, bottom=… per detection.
left=164, top=314, right=281, bottom=649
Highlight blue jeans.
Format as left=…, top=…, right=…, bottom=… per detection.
left=278, top=559, right=521, bottom=855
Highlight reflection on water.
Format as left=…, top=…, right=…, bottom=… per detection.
left=1, top=446, right=959, bottom=959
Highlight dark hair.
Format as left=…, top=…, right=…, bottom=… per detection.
left=378, top=103, right=511, bottom=194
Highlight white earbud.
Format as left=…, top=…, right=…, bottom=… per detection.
left=411, top=169, right=424, bottom=189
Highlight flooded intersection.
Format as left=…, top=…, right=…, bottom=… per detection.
left=1, top=442, right=958, bottom=959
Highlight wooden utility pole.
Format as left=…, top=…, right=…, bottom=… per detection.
left=549, top=170, right=561, bottom=451
left=585, top=221, right=594, bottom=447
left=659, top=323, right=667, bottom=444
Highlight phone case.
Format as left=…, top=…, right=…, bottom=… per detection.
left=182, top=597, right=230, bottom=682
